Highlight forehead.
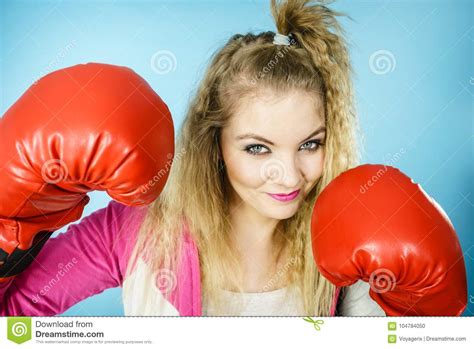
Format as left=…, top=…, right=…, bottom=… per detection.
left=227, top=89, right=325, bottom=138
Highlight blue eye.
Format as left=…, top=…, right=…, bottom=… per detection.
left=245, top=144, right=269, bottom=156
left=300, top=140, right=323, bottom=151
left=244, top=140, right=324, bottom=156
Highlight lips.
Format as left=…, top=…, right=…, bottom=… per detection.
left=267, top=189, right=300, bottom=202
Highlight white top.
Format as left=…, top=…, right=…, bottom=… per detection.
left=123, top=258, right=386, bottom=316
left=338, top=280, right=387, bottom=316
left=203, top=280, right=386, bottom=316
left=203, top=286, right=305, bottom=316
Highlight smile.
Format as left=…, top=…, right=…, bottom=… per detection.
left=266, top=189, right=300, bottom=202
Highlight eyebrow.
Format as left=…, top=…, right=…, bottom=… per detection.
left=235, top=126, right=326, bottom=146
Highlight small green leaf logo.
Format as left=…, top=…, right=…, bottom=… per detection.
left=303, top=317, right=324, bottom=331
left=7, top=317, right=32, bottom=344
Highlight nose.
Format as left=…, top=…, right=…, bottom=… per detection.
left=261, top=154, right=302, bottom=189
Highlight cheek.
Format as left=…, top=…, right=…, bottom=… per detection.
left=301, top=150, right=325, bottom=183
left=223, top=149, right=264, bottom=189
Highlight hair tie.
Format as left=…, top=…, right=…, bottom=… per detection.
left=273, top=32, right=295, bottom=46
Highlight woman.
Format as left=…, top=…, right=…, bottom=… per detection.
left=0, top=0, right=385, bottom=316
left=123, top=0, right=382, bottom=316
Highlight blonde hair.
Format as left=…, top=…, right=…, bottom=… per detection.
left=124, top=0, right=360, bottom=315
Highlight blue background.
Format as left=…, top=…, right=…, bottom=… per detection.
left=1, top=0, right=472, bottom=316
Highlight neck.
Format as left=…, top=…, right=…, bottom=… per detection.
left=227, top=195, right=291, bottom=292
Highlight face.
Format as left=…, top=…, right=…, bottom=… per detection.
left=220, top=88, right=326, bottom=220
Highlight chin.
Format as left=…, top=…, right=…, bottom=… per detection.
left=261, top=205, right=299, bottom=220
left=273, top=212, right=297, bottom=220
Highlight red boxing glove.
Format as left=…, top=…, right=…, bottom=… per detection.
left=0, top=63, right=174, bottom=278
left=311, top=164, right=467, bottom=316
